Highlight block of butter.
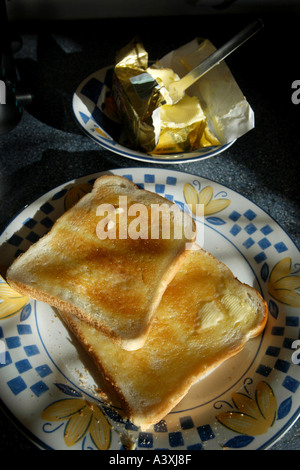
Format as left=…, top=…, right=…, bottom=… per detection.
left=148, top=67, right=220, bottom=154
left=112, top=37, right=254, bottom=155
left=112, top=38, right=220, bottom=154
left=157, top=38, right=255, bottom=144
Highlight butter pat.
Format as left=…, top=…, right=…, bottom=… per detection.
left=196, top=301, right=225, bottom=330
left=221, top=294, right=252, bottom=323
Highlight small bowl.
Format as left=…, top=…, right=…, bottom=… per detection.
left=72, top=66, right=235, bottom=165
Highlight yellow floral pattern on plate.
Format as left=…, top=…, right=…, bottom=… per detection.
left=0, top=275, right=29, bottom=320
left=216, top=381, right=277, bottom=436
left=41, top=398, right=111, bottom=449
left=94, top=126, right=112, bottom=140
left=268, top=257, right=300, bottom=307
left=183, top=182, right=231, bottom=217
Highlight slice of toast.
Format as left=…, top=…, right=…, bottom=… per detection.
left=57, top=247, right=268, bottom=430
left=7, top=175, right=195, bottom=350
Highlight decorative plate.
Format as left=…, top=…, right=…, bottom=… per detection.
left=0, top=168, right=299, bottom=450
left=72, top=67, right=235, bottom=164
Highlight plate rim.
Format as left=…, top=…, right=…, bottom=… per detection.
left=2, top=166, right=298, bottom=252
left=0, top=397, right=52, bottom=450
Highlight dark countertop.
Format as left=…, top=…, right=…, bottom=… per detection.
left=0, top=13, right=299, bottom=450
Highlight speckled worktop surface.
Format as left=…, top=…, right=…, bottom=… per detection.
left=0, top=13, right=299, bottom=451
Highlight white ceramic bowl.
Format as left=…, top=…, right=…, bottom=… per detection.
left=72, top=66, right=235, bottom=165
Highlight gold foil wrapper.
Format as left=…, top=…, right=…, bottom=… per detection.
left=153, top=120, right=220, bottom=154
left=112, top=38, right=220, bottom=154
left=113, top=38, right=163, bottom=152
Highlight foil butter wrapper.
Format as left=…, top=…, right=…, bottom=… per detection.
left=112, top=39, right=165, bottom=153
left=113, top=38, right=254, bottom=154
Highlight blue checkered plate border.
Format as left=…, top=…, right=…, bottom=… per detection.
left=72, top=67, right=235, bottom=164
left=0, top=168, right=299, bottom=450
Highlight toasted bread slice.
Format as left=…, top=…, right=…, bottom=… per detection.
left=57, top=247, right=268, bottom=430
left=7, top=175, right=195, bottom=350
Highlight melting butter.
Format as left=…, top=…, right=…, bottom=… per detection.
left=221, top=294, right=252, bottom=323
left=196, top=291, right=253, bottom=331
left=196, top=301, right=225, bottom=330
